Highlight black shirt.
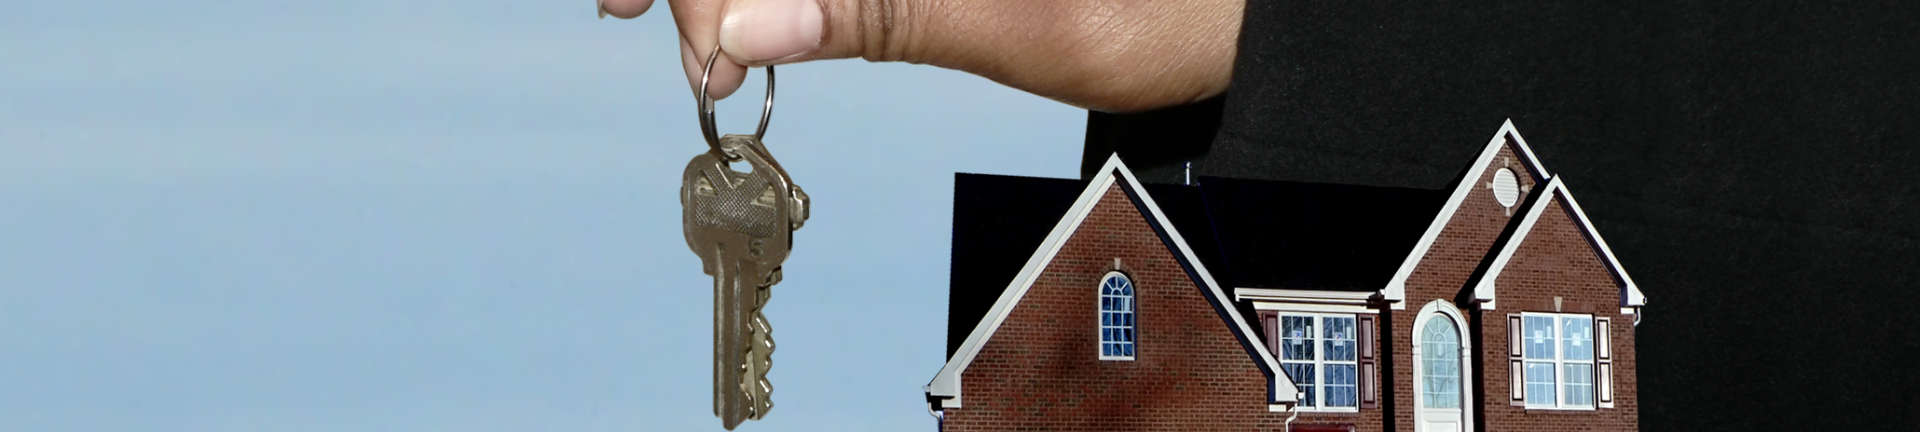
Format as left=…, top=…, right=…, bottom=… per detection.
left=1083, top=2, right=1917, bottom=428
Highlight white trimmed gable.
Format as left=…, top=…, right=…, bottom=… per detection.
left=1470, top=176, right=1648, bottom=311
left=924, top=154, right=1297, bottom=409
left=1379, top=119, right=1550, bottom=308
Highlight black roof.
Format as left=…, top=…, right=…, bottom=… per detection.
left=946, top=173, right=1086, bottom=357
left=946, top=173, right=1446, bottom=357
left=1191, top=176, right=1447, bottom=291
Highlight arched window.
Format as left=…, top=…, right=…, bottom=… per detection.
left=1421, top=318, right=1463, bottom=409
left=1413, top=300, right=1474, bottom=431
left=1098, top=273, right=1135, bottom=360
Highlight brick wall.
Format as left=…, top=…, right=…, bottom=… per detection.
left=1394, top=143, right=1540, bottom=431
left=1475, top=197, right=1639, bottom=431
left=941, top=184, right=1292, bottom=431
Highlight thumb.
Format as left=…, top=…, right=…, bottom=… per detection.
left=718, top=0, right=1014, bottom=68
left=716, top=0, right=827, bottom=64
left=716, top=0, right=1243, bottom=112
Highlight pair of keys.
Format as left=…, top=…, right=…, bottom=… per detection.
left=679, top=48, right=809, bottom=430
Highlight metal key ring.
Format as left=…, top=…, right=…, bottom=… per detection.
left=697, top=44, right=774, bottom=160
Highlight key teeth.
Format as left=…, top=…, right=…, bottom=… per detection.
left=752, top=378, right=774, bottom=418
left=742, top=309, right=775, bottom=419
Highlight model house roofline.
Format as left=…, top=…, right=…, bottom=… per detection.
left=1468, top=176, right=1648, bottom=311
left=925, top=154, right=1298, bottom=409
left=1379, top=119, right=1549, bottom=309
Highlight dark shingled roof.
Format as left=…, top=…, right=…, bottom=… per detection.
left=946, top=173, right=1447, bottom=357
left=946, top=173, right=1086, bottom=357
left=1190, top=176, right=1448, bottom=291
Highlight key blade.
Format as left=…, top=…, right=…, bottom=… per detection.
left=710, top=244, right=730, bottom=418
left=711, top=248, right=754, bottom=428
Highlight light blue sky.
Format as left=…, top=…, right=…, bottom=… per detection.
left=1, top=2, right=1083, bottom=430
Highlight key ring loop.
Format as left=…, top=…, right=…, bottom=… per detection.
left=697, top=45, right=774, bottom=160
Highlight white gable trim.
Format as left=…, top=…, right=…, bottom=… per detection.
left=925, top=154, right=1297, bottom=409
left=1235, top=288, right=1375, bottom=305
left=1380, top=119, right=1549, bottom=308
left=1250, top=301, right=1379, bottom=315
left=1469, top=177, right=1647, bottom=309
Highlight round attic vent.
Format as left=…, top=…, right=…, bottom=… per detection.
left=1491, top=168, right=1521, bottom=208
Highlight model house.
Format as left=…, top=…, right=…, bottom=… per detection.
left=924, top=121, right=1646, bottom=431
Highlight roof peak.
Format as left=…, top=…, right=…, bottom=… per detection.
left=931, top=153, right=1296, bottom=408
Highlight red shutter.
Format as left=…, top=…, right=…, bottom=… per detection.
left=1358, top=314, right=1378, bottom=409
left=1597, top=317, right=1614, bottom=408
left=1262, top=311, right=1280, bottom=356
left=1508, top=313, right=1525, bottom=406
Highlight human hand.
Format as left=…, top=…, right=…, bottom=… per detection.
left=599, top=0, right=1243, bottom=113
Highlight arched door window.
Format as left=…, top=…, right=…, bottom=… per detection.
left=1098, top=273, right=1135, bottom=360
left=1414, top=300, right=1473, bottom=432
left=1422, top=319, right=1462, bottom=409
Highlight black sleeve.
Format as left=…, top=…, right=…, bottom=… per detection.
left=1082, top=1, right=1919, bottom=429
left=1091, top=1, right=1667, bottom=186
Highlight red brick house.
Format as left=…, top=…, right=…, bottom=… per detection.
left=924, top=121, right=1647, bottom=431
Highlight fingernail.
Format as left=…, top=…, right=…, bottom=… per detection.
left=597, top=0, right=607, bottom=18
left=721, top=0, right=824, bottom=63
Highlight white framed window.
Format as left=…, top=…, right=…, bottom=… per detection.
left=1522, top=312, right=1595, bottom=409
left=1278, top=312, right=1358, bottom=411
left=1098, top=273, right=1135, bottom=360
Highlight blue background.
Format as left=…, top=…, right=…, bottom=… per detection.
left=1, top=1, right=1083, bottom=430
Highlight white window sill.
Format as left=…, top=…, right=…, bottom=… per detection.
left=1291, top=407, right=1360, bottom=414
left=1522, top=405, right=1598, bottom=411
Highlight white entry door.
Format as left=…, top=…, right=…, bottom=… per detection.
left=1416, top=315, right=1466, bottom=432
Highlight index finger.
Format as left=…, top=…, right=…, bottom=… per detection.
left=668, top=0, right=748, bottom=99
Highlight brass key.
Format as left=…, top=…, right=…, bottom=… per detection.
left=681, top=50, right=807, bottom=430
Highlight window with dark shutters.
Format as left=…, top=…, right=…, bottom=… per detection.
left=1358, top=315, right=1378, bottom=409
left=1257, top=309, right=1371, bottom=411
left=1512, top=312, right=1606, bottom=410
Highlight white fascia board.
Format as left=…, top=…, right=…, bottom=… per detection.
left=1380, top=119, right=1550, bottom=308
left=1469, top=178, right=1646, bottom=309
left=1108, top=156, right=1296, bottom=404
left=924, top=158, right=1117, bottom=407
left=1503, top=119, right=1550, bottom=178
left=1235, top=288, right=1375, bottom=304
left=1251, top=301, right=1379, bottom=314
left=925, top=154, right=1297, bottom=407
left=1554, top=181, right=1646, bottom=307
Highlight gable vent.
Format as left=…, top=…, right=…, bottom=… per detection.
left=1491, top=168, right=1521, bottom=208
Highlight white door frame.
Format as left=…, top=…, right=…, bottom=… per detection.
left=1412, top=300, right=1475, bottom=432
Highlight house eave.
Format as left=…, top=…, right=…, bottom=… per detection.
left=1234, top=287, right=1376, bottom=304
left=1468, top=177, right=1647, bottom=311
left=926, top=153, right=1298, bottom=409
left=1378, top=119, right=1549, bottom=308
